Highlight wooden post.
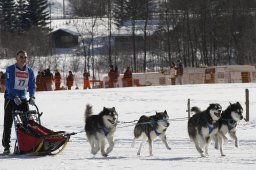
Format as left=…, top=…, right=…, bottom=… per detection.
left=245, top=89, right=249, bottom=122
left=187, top=98, right=190, bottom=119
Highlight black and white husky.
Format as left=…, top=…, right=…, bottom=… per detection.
left=188, top=103, right=222, bottom=157
left=131, top=111, right=171, bottom=156
left=84, top=104, right=118, bottom=157
left=215, top=102, right=244, bottom=156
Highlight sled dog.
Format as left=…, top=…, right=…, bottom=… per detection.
left=131, top=111, right=171, bottom=156
left=188, top=103, right=222, bottom=157
left=215, top=102, right=244, bottom=156
left=84, top=104, right=118, bottom=157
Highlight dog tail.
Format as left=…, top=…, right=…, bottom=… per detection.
left=191, top=106, right=201, bottom=115
left=85, top=104, right=93, bottom=121
left=187, top=117, right=197, bottom=141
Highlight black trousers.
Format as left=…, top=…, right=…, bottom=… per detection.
left=2, top=100, right=29, bottom=149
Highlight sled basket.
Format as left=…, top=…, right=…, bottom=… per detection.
left=13, top=104, right=72, bottom=156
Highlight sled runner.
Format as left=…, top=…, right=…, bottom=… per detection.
left=12, top=103, right=74, bottom=156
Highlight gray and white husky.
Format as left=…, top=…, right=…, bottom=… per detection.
left=84, top=104, right=118, bottom=157
left=131, top=111, right=171, bottom=156
left=215, top=102, right=244, bottom=156
left=188, top=103, right=222, bottom=157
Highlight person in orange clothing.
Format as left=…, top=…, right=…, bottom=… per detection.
left=66, top=71, right=74, bottom=90
left=175, top=59, right=184, bottom=85
left=36, top=71, right=43, bottom=91
left=44, top=68, right=54, bottom=91
left=83, top=71, right=91, bottom=89
left=54, top=69, right=61, bottom=90
left=122, top=67, right=133, bottom=87
left=108, top=65, right=119, bottom=88
left=0, top=71, right=6, bottom=92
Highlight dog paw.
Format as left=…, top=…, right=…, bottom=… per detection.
left=167, top=146, right=171, bottom=150
left=91, top=150, right=98, bottom=155
left=102, top=153, right=108, bottom=157
left=200, top=153, right=206, bottom=157
left=235, top=141, right=238, bottom=148
left=221, top=154, right=226, bottom=157
left=106, top=147, right=113, bottom=154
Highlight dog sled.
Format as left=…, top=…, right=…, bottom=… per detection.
left=12, top=103, right=74, bottom=156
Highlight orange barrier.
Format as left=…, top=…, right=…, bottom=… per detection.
left=90, top=80, right=103, bottom=88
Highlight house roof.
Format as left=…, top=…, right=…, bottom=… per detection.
left=51, top=28, right=80, bottom=36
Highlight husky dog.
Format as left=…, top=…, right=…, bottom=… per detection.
left=131, top=111, right=171, bottom=156
left=84, top=104, right=118, bottom=157
left=215, top=102, right=244, bottom=156
left=188, top=103, right=222, bottom=157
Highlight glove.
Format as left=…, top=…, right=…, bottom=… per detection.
left=14, top=97, right=22, bottom=106
left=29, top=97, right=36, bottom=106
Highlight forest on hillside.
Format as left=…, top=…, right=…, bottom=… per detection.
left=1, top=0, right=256, bottom=74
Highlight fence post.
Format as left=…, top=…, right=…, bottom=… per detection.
left=187, top=98, right=190, bottom=119
left=245, top=89, right=249, bottom=122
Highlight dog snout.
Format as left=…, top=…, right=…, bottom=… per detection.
left=240, top=115, right=243, bottom=120
left=167, top=122, right=170, bottom=127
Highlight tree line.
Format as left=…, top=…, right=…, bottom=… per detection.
left=70, top=0, right=256, bottom=73
left=0, top=0, right=50, bottom=58
left=1, top=0, right=256, bottom=75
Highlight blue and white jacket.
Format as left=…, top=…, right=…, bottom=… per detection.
left=5, top=64, right=36, bottom=100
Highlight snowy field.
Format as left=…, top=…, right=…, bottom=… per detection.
left=0, top=83, right=256, bottom=170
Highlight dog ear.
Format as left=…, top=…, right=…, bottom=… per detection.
left=164, top=110, right=167, bottom=114
left=112, top=107, right=115, bottom=110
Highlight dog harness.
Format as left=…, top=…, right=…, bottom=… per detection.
left=150, top=120, right=161, bottom=136
left=222, top=118, right=237, bottom=131
left=207, top=123, right=215, bottom=134
left=101, top=127, right=109, bottom=136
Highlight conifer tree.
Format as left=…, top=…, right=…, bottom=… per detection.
left=0, top=0, right=17, bottom=32
left=26, top=0, right=50, bottom=29
left=16, top=0, right=29, bottom=32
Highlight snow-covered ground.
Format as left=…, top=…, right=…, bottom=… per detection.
left=0, top=83, right=255, bottom=169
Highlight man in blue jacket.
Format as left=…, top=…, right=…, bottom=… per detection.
left=2, top=50, right=36, bottom=154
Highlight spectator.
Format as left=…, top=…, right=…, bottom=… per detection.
left=175, top=59, right=184, bottom=85
left=108, top=65, right=119, bottom=88
left=122, top=67, right=133, bottom=87
left=114, top=65, right=120, bottom=87
left=0, top=71, right=6, bottom=92
left=83, top=71, right=91, bottom=89
left=36, top=71, right=43, bottom=91
left=54, top=69, right=61, bottom=90
left=170, top=62, right=176, bottom=85
left=45, top=69, right=54, bottom=91
left=66, top=71, right=74, bottom=90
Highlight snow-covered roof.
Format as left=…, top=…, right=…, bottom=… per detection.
left=51, top=28, right=80, bottom=36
